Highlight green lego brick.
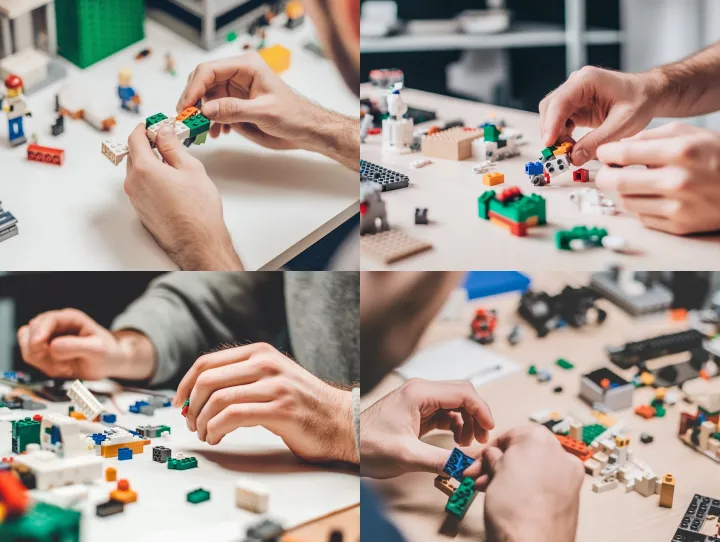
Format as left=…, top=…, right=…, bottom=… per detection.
left=193, top=131, right=209, bottom=145
left=168, top=457, right=198, bottom=471
left=654, top=405, right=666, bottom=418
left=182, top=113, right=211, bottom=138
left=582, top=424, right=606, bottom=446
left=158, top=425, right=171, bottom=436
left=480, top=192, right=546, bottom=225
left=541, top=146, right=556, bottom=160
left=11, top=418, right=41, bottom=454
left=146, top=113, right=169, bottom=129
left=187, top=488, right=211, bottom=504
left=528, top=365, right=537, bottom=375
left=445, top=477, right=478, bottom=520
left=555, top=226, right=607, bottom=250
left=484, top=125, right=500, bottom=142
left=55, top=0, right=144, bottom=69
left=556, top=358, right=574, bottom=370
left=0, top=502, right=81, bottom=542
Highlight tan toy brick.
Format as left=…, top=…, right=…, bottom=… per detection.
left=421, top=127, right=482, bottom=161
left=659, top=474, right=675, bottom=508
left=434, top=475, right=457, bottom=497
left=360, top=230, right=432, bottom=264
left=482, top=172, right=504, bottom=186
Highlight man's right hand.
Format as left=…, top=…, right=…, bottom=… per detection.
left=17, top=309, right=155, bottom=381
left=539, top=66, right=662, bottom=166
left=464, top=425, right=584, bottom=542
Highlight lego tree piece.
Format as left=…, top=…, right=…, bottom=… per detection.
left=67, top=380, right=103, bottom=421
left=482, top=172, right=504, bottom=186
left=672, top=494, right=720, bottom=541
left=433, top=475, right=457, bottom=498
left=110, top=479, right=137, bottom=504
left=445, top=477, right=478, bottom=520
left=259, top=45, right=291, bottom=74
left=187, top=488, right=211, bottom=504
left=555, top=226, right=608, bottom=251
left=235, top=478, right=269, bottom=513
left=579, top=367, right=633, bottom=411
left=443, top=448, right=475, bottom=482
left=96, top=499, right=124, bottom=518
left=26, top=145, right=65, bottom=166
left=0, top=501, right=81, bottom=541
left=11, top=418, right=40, bottom=454
left=659, top=474, right=675, bottom=508
left=152, top=446, right=172, bottom=463
left=422, top=127, right=483, bottom=161
left=360, top=159, right=410, bottom=191
left=360, top=230, right=432, bottom=264
left=168, top=457, right=198, bottom=470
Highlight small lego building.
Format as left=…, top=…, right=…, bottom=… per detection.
left=472, top=124, right=521, bottom=162
left=414, top=208, right=429, bottom=225
left=2, top=75, right=31, bottom=147
left=118, top=69, right=141, bottom=113
left=67, top=380, right=103, bottom=421
left=482, top=172, right=504, bottom=186
left=678, top=394, right=720, bottom=463
left=11, top=418, right=41, bottom=454
left=478, top=187, right=546, bottom=237
left=579, top=367, right=633, bottom=411
left=469, top=308, right=497, bottom=345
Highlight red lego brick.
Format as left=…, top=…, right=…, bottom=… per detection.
left=0, top=471, right=30, bottom=516
left=368, top=127, right=381, bottom=135
left=543, top=171, right=551, bottom=184
left=27, top=144, right=64, bottom=166
left=32, top=414, right=42, bottom=422
left=488, top=210, right=528, bottom=237
left=573, top=168, right=589, bottom=183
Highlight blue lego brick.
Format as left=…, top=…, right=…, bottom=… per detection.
left=101, top=413, right=116, bottom=424
left=443, top=448, right=475, bottom=482
left=117, top=448, right=133, bottom=461
left=525, top=161, right=543, bottom=176
left=50, top=426, right=61, bottom=445
left=464, top=272, right=531, bottom=300
left=90, top=433, right=107, bottom=445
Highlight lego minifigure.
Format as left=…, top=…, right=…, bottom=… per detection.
left=118, top=69, right=141, bottom=114
left=382, top=86, right=413, bottom=154
left=469, top=308, right=497, bottom=345
left=165, top=52, right=176, bottom=77
left=3, top=75, right=32, bottom=147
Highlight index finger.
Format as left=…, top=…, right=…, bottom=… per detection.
left=596, top=136, right=704, bottom=167
left=127, top=123, right=162, bottom=172
left=541, top=77, right=586, bottom=146
left=173, top=343, right=271, bottom=407
left=27, top=309, right=96, bottom=353
left=414, top=380, right=495, bottom=431
left=176, top=55, right=261, bottom=113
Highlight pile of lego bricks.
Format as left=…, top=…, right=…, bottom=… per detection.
left=477, top=186, right=546, bottom=237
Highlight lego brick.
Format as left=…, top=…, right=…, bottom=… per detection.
left=659, top=474, right=675, bottom=508
left=152, top=446, right=172, bottom=463
left=235, top=478, right=269, bottom=513
left=556, top=435, right=594, bottom=462
left=101, top=139, right=129, bottom=166
left=540, top=146, right=556, bottom=160
left=556, top=358, right=574, bottom=370
left=672, top=494, right=720, bottom=541
left=606, top=329, right=706, bottom=370
left=414, top=207, right=429, bottom=225
left=117, top=448, right=133, bottom=461
left=0, top=471, right=30, bottom=516
left=27, top=144, right=64, bottom=166
left=0, top=501, right=80, bottom=541
left=175, top=106, right=198, bottom=123
left=67, top=380, right=103, bottom=421
left=105, top=467, right=116, bottom=482
left=445, top=477, right=477, bottom=520
left=259, top=44, right=291, bottom=74
left=96, top=498, right=124, bottom=517
left=544, top=155, right=570, bottom=177
left=360, top=230, right=432, bottom=264
left=360, top=159, right=409, bottom=191
left=187, top=488, right=211, bottom=504
left=478, top=188, right=546, bottom=233
left=555, top=226, right=607, bottom=251
left=145, top=112, right=168, bottom=129
left=421, top=127, right=483, bottom=161
left=582, top=424, right=606, bottom=446
left=181, top=111, right=211, bottom=138
left=482, top=172, right=504, bottom=186
left=109, top=479, right=137, bottom=504
left=13, top=450, right=103, bottom=491
left=579, top=367, right=633, bottom=411
left=146, top=117, right=175, bottom=143
left=443, top=448, right=475, bottom=482
left=168, top=457, right=198, bottom=470
left=525, top=161, right=543, bottom=176
left=573, top=168, right=589, bottom=183
left=11, top=418, right=40, bottom=454
left=247, top=518, right=284, bottom=540
left=181, top=398, right=190, bottom=418
left=434, top=475, right=457, bottom=497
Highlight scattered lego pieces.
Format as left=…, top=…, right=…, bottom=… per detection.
left=135, top=48, right=152, bottom=61
left=414, top=207, right=429, bottom=225
left=445, top=477, right=478, bottom=520
left=246, top=518, right=284, bottom=541
left=187, top=488, right=211, bottom=504
left=556, top=358, right=574, bottom=370
left=96, top=499, right=124, bottom=518
left=235, top=478, right=269, bottom=513
left=410, top=158, right=432, bottom=169
left=580, top=367, right=633, bottom=411
left=443, top=448, right=474, bottom=482
left=537, top=369, right=552, bottom=383
left=101, top=413, right=116, bottom=424
left=640, top=433, right=654, bottom=444
left=482, top=171, right=504, bottom=187
left=110, top=479, right=137, bottom=504
left=478, top=187, right=546, bottom=237
left=136, top=425, right=171, bottom=439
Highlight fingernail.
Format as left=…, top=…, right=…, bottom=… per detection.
left=573, top=149, right=588, bottom=164
left=203, top=101, right=218, bottom=118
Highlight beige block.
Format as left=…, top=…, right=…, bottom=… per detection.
left=584, top=458, right=602, bottom=476
left=659, top=474, right=675, bottom=508
left=569, top=422, right=583, bottom=442
left=699, top=421, right=716, bottom=450
left=592, top=478, right=618, bottom=493
left=235, top=478, right=269, bottom=513
left=360, top=230, right=433, bottom=264
left=434, top=475, right=457, bottom=498
left=421, top=127, right=483, bottom=161
left=593, top=451, right=609, bottom=466
left=635, top=473, right=657, bottom=497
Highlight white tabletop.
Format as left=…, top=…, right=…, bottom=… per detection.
left=0, top=387, right=359, bottom=542
left=0, top=21, right=359, bottom=270
left=360, top=87, right=720, bottom=270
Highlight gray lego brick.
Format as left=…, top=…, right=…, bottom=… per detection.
left=590, top=271, right=673, bottom=316
left=360, top=159, right=410, bottom=191
left=0, top=225, right=18, bottom=244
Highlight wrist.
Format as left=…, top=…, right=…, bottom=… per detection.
left=640, top=67, right=674, bottom=118
left=109, top=331, right=156, bottom=381
left=328, top=388, right=359, bottom=464
left=302, top=105, right=359, bottom=171
left=181, top=231, right=244, bottom=271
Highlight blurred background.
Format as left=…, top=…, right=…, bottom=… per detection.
left=360, top=0, right=720, bottom=129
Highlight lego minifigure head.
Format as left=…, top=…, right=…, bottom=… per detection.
left=4, top=74, right=23, bottom=98
left=118, top=69, right=132, bottom=87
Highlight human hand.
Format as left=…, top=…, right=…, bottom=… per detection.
left=177, top=53, right=359, bottom=170
left=540, top=66, right=663, bottom=165
left=16, top=309, right=155, bottom=381
left=463, top=425, right=584, bottom=542
left=595, top=122, right=720, bottom=235
left=125, top=123, right=243, bottom=270
left=173, top=342, right=358, bottom=464
left=359, top=379, right=494, bottom=479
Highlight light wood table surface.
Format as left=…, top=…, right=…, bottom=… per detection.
left=361, top=271, right=719, bottom=542
left=360, top=87, right=720, bottom=270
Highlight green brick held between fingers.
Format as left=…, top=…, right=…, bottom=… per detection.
left=445, top=477, right=478, bottom=520
left=146, top=112, right=168, bottom=129
left=182, top=112, right=211, bottom=138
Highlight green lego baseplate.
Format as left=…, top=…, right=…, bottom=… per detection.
left=168, top=457, right=198, bottom=470
left=56, top=0, right=145, bottom=69
left=0, top=502, right=81, bottom=541
left=445, top=477, right=478, bottom=520
left=478, top=190, right=547, bottom=225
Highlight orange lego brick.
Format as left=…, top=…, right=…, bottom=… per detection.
left=110, top=479, right=137, bottom=504
left=69, top=411, right=86, bottom=421
left=482, top=172, right=505, bottom=186
left=105, top=467, right=117, bottom=482
left=259, top=45, right=291, bottom=74
left=176, top=106, right=198, bottom=122
left=286, top=0, right=304, bottom=19
left=27, top=144, right=64, bottom=166
left=670, top=308, right=688, bottom=321
left=634, top=405, right=656, bottom=419
left=554, top=142, right=573, bottom=156
left=556, top=435, right=594, bottom=462
left=100, top=439, right=151, bottom=458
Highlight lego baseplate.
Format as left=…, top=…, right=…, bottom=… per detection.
left=360, top=159, right=410, bottom=191
left=360, top=229, right=432, bottom=264
left=672, top=494, right=720, bottom=541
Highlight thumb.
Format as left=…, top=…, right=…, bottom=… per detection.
left=155, top=124, right=193, bottom=168
left=202, top=97, right=263, bottom=124
left=482, top=446, right=504, bottom=476
left=572, top=108, right=634, bottom=166
left=407, top=441, right=480, bottom=475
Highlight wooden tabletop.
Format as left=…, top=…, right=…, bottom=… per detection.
left=285, top=505, right=359, bottom=541
left=361, top=271, right=718, bottom=542
left=360, top=87, right=720, bottom=270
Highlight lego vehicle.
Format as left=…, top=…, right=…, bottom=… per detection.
left=469, top=308, right=497, bottom=345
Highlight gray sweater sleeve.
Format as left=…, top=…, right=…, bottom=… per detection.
left=111, top=272, right=285, bottom=386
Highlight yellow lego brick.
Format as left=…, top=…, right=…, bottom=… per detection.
left=100, top=439, right=151, bottom=458
left=482, top=172, right=505, bottom=186
left=259, top=45, right=291, bottom=74
left=176, top=106, right=198, bottom=123
left=554, top=142, right=573, bottom=156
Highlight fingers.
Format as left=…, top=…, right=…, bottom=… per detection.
left=202, top=96, right=267, bottom=125
left=49, top=335, right=104, bottom=361
left=482, top=446, right=504, bottom=476
left=628, top=121, right=700, bottom=141
left=25, top=309, right=98, bottom=360
left=636, top=215, right=678, bottom=234
left=621, top=196, right=673, bottom=218
left=127, top=124, right=163, bottom=174
left=572, top=107, right=640, bottom=165
left=541, top=79, right=585, bottom=147
left=597, top=134, right=715, bottom=167
left=177, top=55, right=261, bottom=112
left=155, top=124, right=194, bottom=169
left=411, top=380, right=495, bottom=435
left=595, top=165, right=679, bottom=196
left=173, top=342, right=273, bottom=406
left=195, top=381, right=275, bottom=442
left=407, top=441, right=482, bottom=475
left=204, top=402, right=278, bottom=445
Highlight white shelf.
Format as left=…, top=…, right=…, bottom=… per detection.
left=361, top=22, right=623, bottom=53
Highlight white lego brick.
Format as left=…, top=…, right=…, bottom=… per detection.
left=235, top=478, right=269, bottom=513
left=584, top=458, right=602, bottom=476
left=592, top=478, right=618, bottom=493
left=174, top=120, right=191, bottom=142
left=529, top=409, right=553, bottom=424
left=102, top=139, right=129, bottom=166
left=146, top=118, right=175, bottom=143
left=544, top=154, right=570, bottom=177
left=635, top=473, right=658, bottom=497
left=0, top=48, right=49, bottom=89
left=36, top=484, right=90, bottom=508
left=67, top=380, right=103, bottom=421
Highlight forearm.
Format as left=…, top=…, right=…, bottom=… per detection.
left=108, top=331, right=157, bottom=381
left=305, top=107, right=359, bottom=172
left=487, top=509, right=578, bottom=542
left=645, top=41, right=720, bottom=117
left=173, top=230, right=244, bottom=271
